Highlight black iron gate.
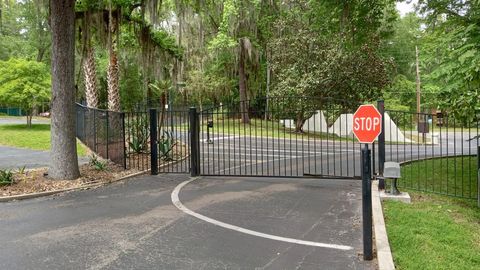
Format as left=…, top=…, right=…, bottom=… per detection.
left=194, top=97, right=365, bottom=178
left=187, top=97, right=479, bottom=200
left=122, top=107, right=191, bottom=174
left=76, top=98, right=479, bottom=200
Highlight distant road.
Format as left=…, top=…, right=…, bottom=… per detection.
left=0, top=117, right=50, bottom=125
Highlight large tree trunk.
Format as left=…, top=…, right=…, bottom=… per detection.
left=84, top=46, right=98, bottom=108
left=49, top=0, right=80, bottom=180
left=239, top=38, right=250, bottom=124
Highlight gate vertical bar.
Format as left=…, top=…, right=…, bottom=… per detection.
left=93, top=109, right=97, bottom=152
left=190, top=107, right=200, bottom=177
left=362, top=144, right=373, bottom=260
left=377, top=99, right=386, bottom=189
left=477, top=146, right=480, bottom=207
left=150, top=108, right=158, bottom=175
left=106, top=110, right=109, bottom=159
left=122, top=112, right=127, bottom=169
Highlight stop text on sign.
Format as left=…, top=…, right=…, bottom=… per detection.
left=352, top=104, right=382, bottom=144
left=353, top=117, right=380, bottom=131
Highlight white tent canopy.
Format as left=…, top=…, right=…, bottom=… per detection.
left=302, top=110, right=329, bottom=133
left=329, top=114, right=354, bottom=137
left=383, top=113, right=411, bottom=142
left=328, top=112, right=411, bottom=142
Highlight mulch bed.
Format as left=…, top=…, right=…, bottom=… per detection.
left=1, top=162, right=140, bottom=197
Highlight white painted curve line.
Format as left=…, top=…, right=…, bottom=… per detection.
left=171, top=178, right=354, bottom=251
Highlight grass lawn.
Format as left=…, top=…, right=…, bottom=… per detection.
left=383, top=192, right=480, bottom=270
left=193, top=118, right=353, bottom=141
left=399, top=156, right=478, bottom=199
left=0, top=124, right=87, bottom=156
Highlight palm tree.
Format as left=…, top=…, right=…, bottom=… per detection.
left=79, top=10, right=98, bottom=108
left=83, top=45, right=98, bottom=108
left=107, top=6, right=120, bottom=112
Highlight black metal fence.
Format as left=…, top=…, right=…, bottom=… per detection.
left=76, top=98, right=479, bottom=200
left=124, top=108, right=191, bottom=173
left=76, top=103, right=126, bottom=167
left=196, top=97, right=365, bottom=178
left=379, top=102, right=479, bottom=200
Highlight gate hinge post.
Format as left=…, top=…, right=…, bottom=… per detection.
left=150, top=108, right=159, bottom=175
left=190, top=107, right=200, bottom=177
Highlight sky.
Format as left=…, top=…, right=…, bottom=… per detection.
left=396, top=0, right=417, bottom=17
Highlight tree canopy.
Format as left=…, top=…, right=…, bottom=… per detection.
left=0, top=58, right=50, bottom=126
left=0, top=0, right=478, bottom=123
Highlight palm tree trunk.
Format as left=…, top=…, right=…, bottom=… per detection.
left=107, top=50, right=120, bottom=111
left=83, top=46, right=98, bottom=108
left=107, top=5, right=120, bottom=112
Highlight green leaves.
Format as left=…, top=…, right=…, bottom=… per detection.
left=0, top=58, right=51, bottom=113
left=89, top=154, right=108, bottom=171
left=149, top=28, right=184, bottom=59
left=158, top=131, right=175, bottom=161
left=269, top=3, right=390, bottom=111
left=0, top=169, right=15, bottom=186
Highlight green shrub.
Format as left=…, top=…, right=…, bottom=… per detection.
left=17, top=166, right=26, bottom=174
left=127, top=116, right=149, bottom=153
left=159, top=130, right=176, bottom=161
left=89, top=154, right=108, bottom=171
left=0, top=169, right=14, bottom=185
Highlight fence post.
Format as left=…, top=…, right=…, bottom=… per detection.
left=122, top=112, right=127, bottom=170
left=106, top=110, right=109, bottom=159
left=150, top=108, right=158, bottom=175
left=377, top=99, right=386, bottom=189
left=362, top=144, right=373, bottom=261
left=190, top=107, right=200, bottom=177
left=93, top=109, right=97, bottom=152
left=477, top=146, right=480, bottom=207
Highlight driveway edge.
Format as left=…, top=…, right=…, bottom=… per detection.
left=0, top=170, right=147, bottom=202
left=372, top=180, right=395, bottom=270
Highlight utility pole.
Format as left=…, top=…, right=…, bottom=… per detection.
left=415, top=46, right=421, bottom=117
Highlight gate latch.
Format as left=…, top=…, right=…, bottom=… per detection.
left=379, top=162, right=401, bottom=195
left=206, top=120, right=214, bottom=144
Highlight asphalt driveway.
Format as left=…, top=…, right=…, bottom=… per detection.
left=0, top=174, right=372, bottom=269
left=0, top=146, right=53, bottom=170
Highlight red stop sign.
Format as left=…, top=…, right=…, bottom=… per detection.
left=352, top=105, right=382, bottom=143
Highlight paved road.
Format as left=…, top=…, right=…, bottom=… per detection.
left=0, top=174, right=372, bottom=269
left=0, top=146, right=88, bottom=170
left=188, top=130, right=479, bottom=178
left=0, top=117, right=50, bottom=125
left=0, top=118, right=88, bottom=170
left=0, top=117, right=51, bottom=170
left=0, top=146, right=54, bottom=170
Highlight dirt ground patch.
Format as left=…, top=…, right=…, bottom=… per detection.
left=1, top=163, right=140, bottom=197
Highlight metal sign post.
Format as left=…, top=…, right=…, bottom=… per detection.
left=352, top=104, right=380, bottom=261
left=361, top=144, right=373, bottom=260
